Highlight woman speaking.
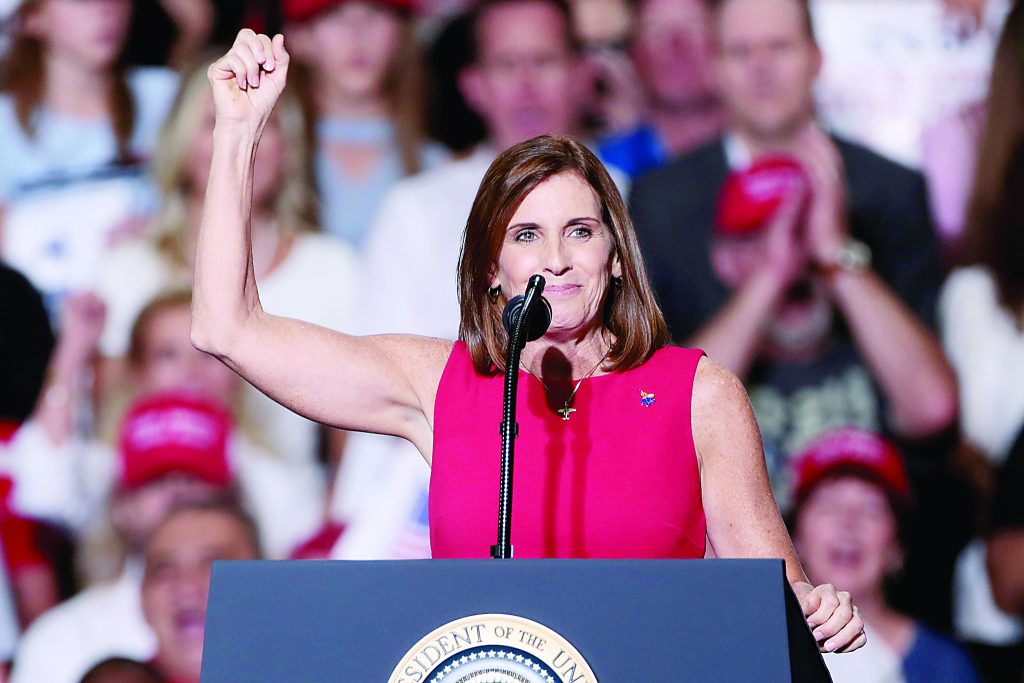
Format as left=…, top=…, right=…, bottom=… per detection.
left=194, top=30, right=866, bottom=654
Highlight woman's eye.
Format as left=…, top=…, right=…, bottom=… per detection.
left=569, top=225, right=593, bottom=239
left=514, top=229, right=538, bottom=242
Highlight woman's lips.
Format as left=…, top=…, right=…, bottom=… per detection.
left=544, top=284, right=580, bottom=296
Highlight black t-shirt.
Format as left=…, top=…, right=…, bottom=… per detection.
left=747, top=335, right=886, bottom=510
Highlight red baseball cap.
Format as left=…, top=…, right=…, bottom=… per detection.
left=715, top=155, right=807, bottom=237
left=792, top=427, right=912, bottom=507
left=117, top=392, right=234, bottom=490
left=282, top=0, right=414, bottom=23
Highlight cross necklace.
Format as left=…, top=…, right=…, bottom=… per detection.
left=523, top=349, right=611, bottom=421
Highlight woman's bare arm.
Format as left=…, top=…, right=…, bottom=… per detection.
left=692, top=357, right=866, bottom=653
left=192, top=31, right=449, bottom=459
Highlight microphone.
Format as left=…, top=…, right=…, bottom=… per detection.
left=491, top=274, right=549, bottom=560
left=502, top=277, right=551, bottom=342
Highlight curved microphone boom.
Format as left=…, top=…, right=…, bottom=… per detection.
left=492, top=274, right=548, bottom=560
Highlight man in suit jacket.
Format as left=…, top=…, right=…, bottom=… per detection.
left=629, top=0, right=958, bottom=509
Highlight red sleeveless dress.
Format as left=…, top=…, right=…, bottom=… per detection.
left=430, top=342, right=706, bottom=559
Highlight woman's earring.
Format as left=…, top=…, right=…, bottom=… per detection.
left=612, top=276, right=623, bottom=288
left=488, top=286, right=501, bottom=300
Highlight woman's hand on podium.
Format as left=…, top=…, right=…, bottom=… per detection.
left=792, top=581, right=866, bottom=653
left=208, top=29, right=290, bottom=131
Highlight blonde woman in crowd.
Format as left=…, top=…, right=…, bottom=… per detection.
left=0, top=0, right=178, bottom=313
left=93, top=55, right=360, bottom=468
left=283, top=0, right=448, bottom=250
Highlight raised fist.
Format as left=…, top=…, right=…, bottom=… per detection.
left=208, top=29, right=290, bottom=129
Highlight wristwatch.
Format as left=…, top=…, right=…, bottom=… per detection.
left=818, top=239, right=871, bottom=276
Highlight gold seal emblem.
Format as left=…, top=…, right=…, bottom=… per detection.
left=389, top=614, right=598, bottom=683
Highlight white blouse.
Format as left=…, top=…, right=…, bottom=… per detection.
left=940, top=266, right=1024, bottom=463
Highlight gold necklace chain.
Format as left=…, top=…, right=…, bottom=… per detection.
left=524, top=349, right=611, bottom=421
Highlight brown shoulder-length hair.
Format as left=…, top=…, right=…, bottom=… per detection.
left=961, top=0, right=1024, bottom=319
left=0, top=0, right=135, bottom=159
left=458, top=135, right=670, bottom=375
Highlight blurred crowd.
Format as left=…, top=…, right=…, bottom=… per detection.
left=0, top=0, right=1022, bottom=680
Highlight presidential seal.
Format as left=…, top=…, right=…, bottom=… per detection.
left=388, top=614, right=598, bottom=683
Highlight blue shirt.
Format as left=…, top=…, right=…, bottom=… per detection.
left=316, top=117, right=448, bottom=251
left=904, top=624, right=981, bottom=683
left=597, top=123, right=669, bottom=180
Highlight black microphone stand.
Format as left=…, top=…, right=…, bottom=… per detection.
left=491, top=275, right=547, bottom=559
